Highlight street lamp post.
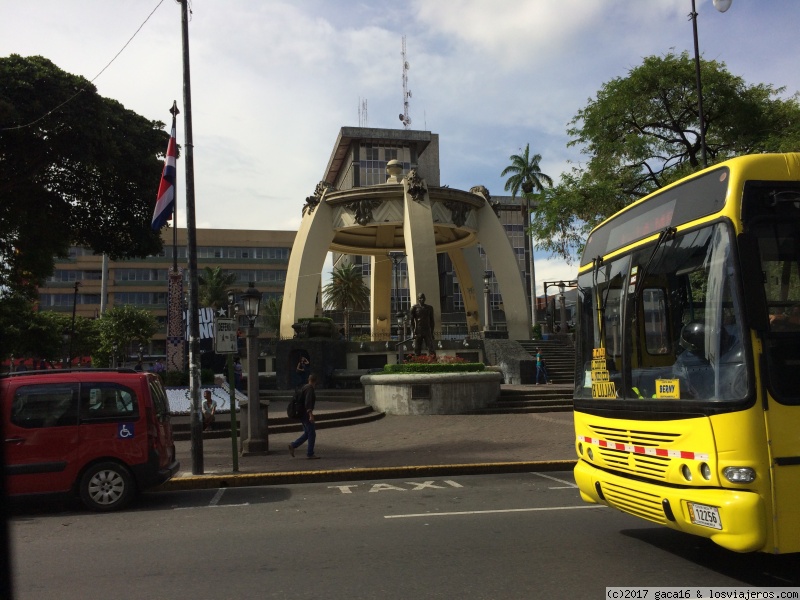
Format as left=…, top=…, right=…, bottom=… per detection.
left=226, top=290, right=240, bottom=472
left=388, top=251, right=405, bottom=327
left=690, top=0, right=732, bottom=168
left=396, top=312, right=406, bottom=364
left=67, top=281, right=80, bottom=368
left=558, top=281, right=567, bottom=334
left=483, top=272, right=492, bottom=332
left=241, top=282, right=266, bottom=455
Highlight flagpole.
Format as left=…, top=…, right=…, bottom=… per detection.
left=180, top=0, right=204, bottom=474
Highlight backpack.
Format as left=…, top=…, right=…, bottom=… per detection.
left=286, top=388, right=305, bottom=420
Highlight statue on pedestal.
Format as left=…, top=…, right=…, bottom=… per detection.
left=409, top=293, right=436, bottom=356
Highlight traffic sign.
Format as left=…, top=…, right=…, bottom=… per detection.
left=214, top=318, right=238, bottom=354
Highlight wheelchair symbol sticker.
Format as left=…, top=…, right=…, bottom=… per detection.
left=118, top=423, right=134, bottom=439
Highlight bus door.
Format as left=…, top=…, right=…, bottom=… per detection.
left=747, top=205, right=800, bottom=553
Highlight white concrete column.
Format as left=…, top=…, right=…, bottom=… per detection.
left=475, top=205, right=531, bottom=340
left=280, top=199, right=335, bottom=339
left=402, top=178, right=441, bottom=334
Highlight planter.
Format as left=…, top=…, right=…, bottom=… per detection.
left=361, top=371, right=502, bottom=415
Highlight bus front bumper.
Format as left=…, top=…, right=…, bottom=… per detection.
left=574, top=459, right=767, bottom=553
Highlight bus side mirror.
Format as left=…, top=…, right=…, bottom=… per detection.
left=737, top=233, right=769, bottom=333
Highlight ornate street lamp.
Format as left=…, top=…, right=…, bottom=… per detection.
left=241, top=282, right=266, bottom=455
left=226, top=289, right=240, bottom=471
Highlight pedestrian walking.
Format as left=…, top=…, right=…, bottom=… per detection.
left=535, top=348, right=549, bottom=384
left=288, top=373, right=320, bottom=459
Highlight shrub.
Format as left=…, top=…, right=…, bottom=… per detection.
left=383, top=362, right=485, bottom=374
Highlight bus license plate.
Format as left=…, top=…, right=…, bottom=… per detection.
left=687, top=502, right=722, bottom=530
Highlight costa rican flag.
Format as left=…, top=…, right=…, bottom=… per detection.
left=152, top=124, right=177, bottom=230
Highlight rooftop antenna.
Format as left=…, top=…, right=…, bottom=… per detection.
left=399, top=35, right=411, bottom=129
left=358, top=97, right=368, bottom=127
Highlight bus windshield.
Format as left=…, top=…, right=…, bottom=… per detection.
left=575, top=221, right=749, bottom=405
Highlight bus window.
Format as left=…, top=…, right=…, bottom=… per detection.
left=642, top=288, right=669, bottom=355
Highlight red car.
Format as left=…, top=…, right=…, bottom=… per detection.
left=2, top=369, right=179, bottom=511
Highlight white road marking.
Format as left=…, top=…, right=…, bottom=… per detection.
left=174, top=503, right=250, bottom=511
left=532, top=472, right=578, bottom=488
left=209, top=488, right=226, bottom=506
left=384, top=505, right=605, bottom=519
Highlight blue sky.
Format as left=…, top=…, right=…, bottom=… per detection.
left=3, top=0, right=799, bottom=293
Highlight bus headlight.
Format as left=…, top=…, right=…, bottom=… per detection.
left=681, top=464, right=692, bottom=481
left=700, top=463, right=711, bottom=481
left=587, top=448, right=594, bottom=461
left=723, top=467, right=755, bottom=483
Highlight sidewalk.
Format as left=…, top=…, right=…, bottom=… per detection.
left=163, top=394, right=578, bottom=491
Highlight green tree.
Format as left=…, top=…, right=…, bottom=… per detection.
left=322, top=263, right=369, bottom=338
left=539, top=52, right=800, bottom=261
left=94, top=305, right=158, bottom=368
left=0, top=297, right=99, bottom=365
left=500, top=143, right=553, bottom=312
left=198, top=266, right=237, bottom=309
left=262, top=296, right=283, bottom=338
left=0, top=55, right=168, bottom=297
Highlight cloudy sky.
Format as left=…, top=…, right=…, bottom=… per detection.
left=3, top=0, right=800, bottom=293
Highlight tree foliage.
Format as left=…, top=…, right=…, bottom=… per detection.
left=500, top=143, right=553, bottom=197
left=322, top=263, right=369, bottom=337
left=0, top=55, right=168, bottom=297
left=261, top=295, right=283, bottom=337
left=93, top=305, right=158, bottom=368
left=0, top=297, right=98, bottom=364
left=536, top=52, right=800, bottom=261
left=198, top=266, right=238, bottom=309
left=322, top=264, right=370, bottom=311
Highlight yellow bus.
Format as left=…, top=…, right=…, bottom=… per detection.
left=573, top=153, right=800, bottom=554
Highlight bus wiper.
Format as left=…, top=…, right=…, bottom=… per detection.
left=592, top=256, right=611, bottom=343
left=632, top=226, right=676, bottom=306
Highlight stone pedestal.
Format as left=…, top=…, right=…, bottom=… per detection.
left=361, top=371, right=501, bottom=415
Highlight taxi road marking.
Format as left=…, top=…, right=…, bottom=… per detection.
left=328, top=480, right=464, bottom=494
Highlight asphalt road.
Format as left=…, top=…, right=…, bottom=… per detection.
left=9, top=472, right=800, bottom=600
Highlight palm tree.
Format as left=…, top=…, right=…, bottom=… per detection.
left=501, top=144, right=553, bottom=327
left=198, top=266, right=238, bottom=310
left=322, top=263, right=370, bottom=340
left=262, top=296, right=283, bottom=339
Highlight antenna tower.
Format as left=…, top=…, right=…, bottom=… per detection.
left=358, top=97, right=368, bottom=127
left=399, top=35, right=411, bottom=129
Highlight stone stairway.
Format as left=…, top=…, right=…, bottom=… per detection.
left=517, top=339, right=575, bottom=385
left=171, top=389, right=384, bottom=441
left=466, top=384, right=574, bottom=414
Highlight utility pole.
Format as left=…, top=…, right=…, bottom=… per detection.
left=179, top=0, right=203, bottom=474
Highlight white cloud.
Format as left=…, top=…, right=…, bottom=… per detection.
left=3, top=0, right=800, bottom=292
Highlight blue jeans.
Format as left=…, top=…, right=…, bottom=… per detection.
left=536, top=364, right=547, bottom=384
left=291, top=418, right=316, bottom=457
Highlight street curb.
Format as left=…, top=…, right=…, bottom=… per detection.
left=158, top=460, right=578, bottom=491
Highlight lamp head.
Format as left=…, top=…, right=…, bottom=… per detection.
left=713, top=0, right=732, bottom=12
left=242, top=282, right=261, bottom=325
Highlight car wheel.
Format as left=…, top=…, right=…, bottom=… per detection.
left=79, top=462, right=135, bottom=512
